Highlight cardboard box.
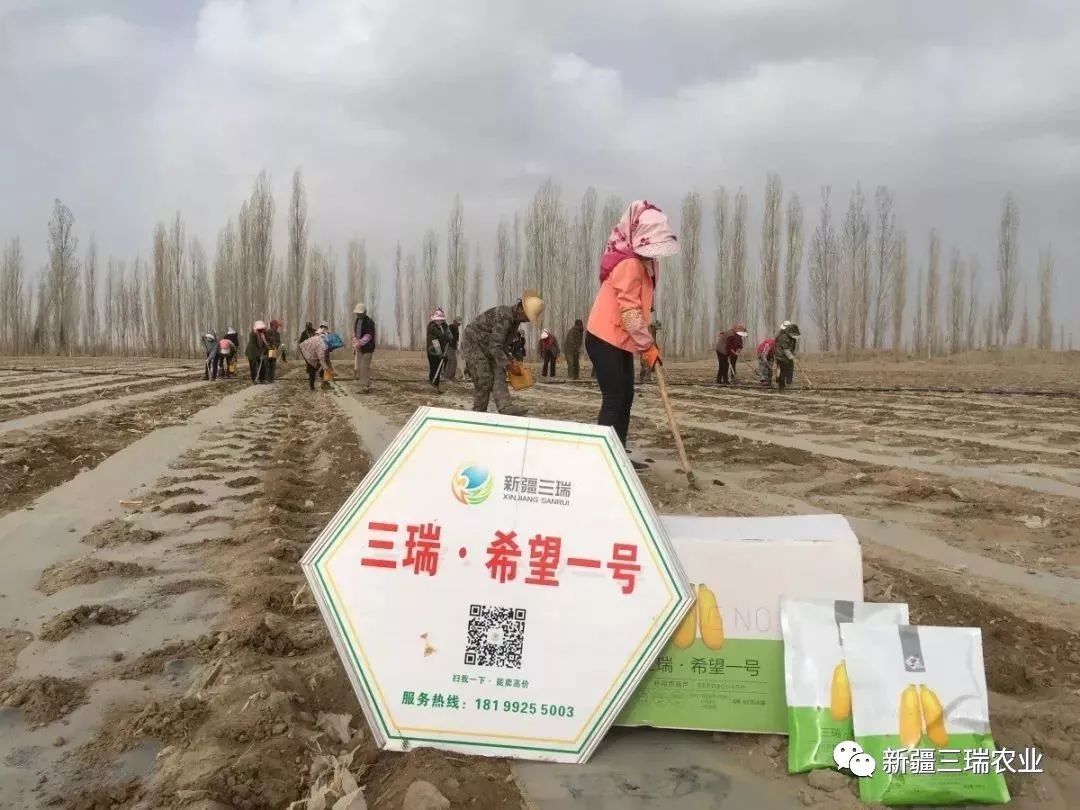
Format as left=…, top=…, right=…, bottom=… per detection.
left=617, top=514, right=863, bottom=734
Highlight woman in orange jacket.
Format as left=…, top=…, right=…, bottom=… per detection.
left=585, top=200, right=679, bottom=470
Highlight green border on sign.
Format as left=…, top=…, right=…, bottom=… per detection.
left=305, top=409, right=688, bottom=755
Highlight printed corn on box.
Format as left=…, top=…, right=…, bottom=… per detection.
left=841, top=624, right=1010, bottom=805
left=618, top=514, right=863, bottom=734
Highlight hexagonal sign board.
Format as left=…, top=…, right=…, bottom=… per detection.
left=301, top=407, right=693, bottom=763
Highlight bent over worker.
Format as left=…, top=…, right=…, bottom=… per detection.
left=462, top=290, right=544, bottom=415
left=776, top=321, right=800, bottom=392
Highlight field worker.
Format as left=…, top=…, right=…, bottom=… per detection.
left=715, top=321, right=749, bottom=384
left=463, top=290, right=543, bottom=415
left=638, top=320, right=660, bottom=384
left=201, top=333, right=218, bottom=381
left=511, top=329, right=526, bottom=361
left=756, top=336, right=777, bottom=387
left=222, top=328, right=240, bottom=377
left=300, top=331, right=344, bottom=390
left=352, top=302, right=376, bottom=392
left=539, top=329, right=560, bottom=377
left=299, top=321, right=316, bottom=345
left=264, top=319, right=283, bottom=383
left=586, top=200, right=679, bottom=468
left=246, top=320, right=270, bottom=384
left=426, top=308, right=452, bottom=391
left=776, top=321, right=800, bottom=392
left=445, top=317, right=462, bottom=381
left=564, top=319, right=584, bottom=380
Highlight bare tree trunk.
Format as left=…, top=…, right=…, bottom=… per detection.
left=191, top=237, right=212, bottom=342
left=680, top=191, right=703, bottom=357
left=712, top=187, right=730, bottom=338
left=345, top=238, right=368, bottom=329
left=1, top=237, right=25, bottom=354
left=809, top=187, right=837, bottom=352
left=422, top=229, right=440, bottom=314
left=871, top=186, right=894, bottom=349
left=783, top=194, right=803, bottom=324
left=730, top=188, right=749, bottom=327
left=841, top=184, right=869, bottom=357
left=470, top=244, right=482, bottom=322
left=597, top=195, right=623, bottom=302
left=287, top=169, right=308, bottom=342
left=307, top=247, right=324, bottom=326
left=1018, top=286, right=1030, bottom=347
left=48, top=199, right=80, bottom=355
left=759, top=174, right=782, bottom=337
left=925, top=230, right=940, bottom=357
left=524, top=179, right=564, bottom=354
left=393, top=242, right=404, bottom=347
left=984, top=302, right=996, bottom=349
left=83, top=238, right=98, bottom=352
left=965, top=258, right=979, bottom=351
left=170, top=211, right=185, bottom=356
left=1037, top=248, right=1054, bottom=350
left=446, top=195, right=466, bottom=321
left=574, top=188, right=597, bottom=323
left=511, top=212, right=524, bottom=299
left=890, top=232, right=908, bottom=354
left=368, top=262, right=381, bottom=329
left=912, top=266, right=924, bottom=356
left=947, top=249, right=964, bottom=354
left=996, top=193, right=1019, bottom=346
left=213, top=221, right=237, bottom=331
left=495, top=219, right=511, bottom=305
left=405, top=253, right=420, bottom=349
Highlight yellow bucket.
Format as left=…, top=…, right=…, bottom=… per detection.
left=508, top=364, right=534, bottom=391
left=228, top=362, right=237, bottom=374
left=267, top=348, right=277, bottom=359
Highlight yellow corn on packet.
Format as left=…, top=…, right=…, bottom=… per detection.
left=781, top=598, right=908, bottom=773
left=840, top=624, right=1009, bottom=805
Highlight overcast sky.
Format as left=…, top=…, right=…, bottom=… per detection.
left=2, top=0, right=1078, bottom=339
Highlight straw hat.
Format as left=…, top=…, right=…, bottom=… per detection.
left=354, top=302, right=366, bottom=315
left=253, top=320, right=266, bottom=331
left=521, top=289, right=544, bottom=326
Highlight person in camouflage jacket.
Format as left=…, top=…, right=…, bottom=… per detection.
left=462, top=290, right=544, bottom=415
left=564, top=319, right=584, bottom=379
left=775, top=321, right=800, bottom=391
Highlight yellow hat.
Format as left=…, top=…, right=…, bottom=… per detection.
left=521, top=289, right=544, bottom=326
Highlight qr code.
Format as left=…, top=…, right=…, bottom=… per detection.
left=464, top=604, right=526, bottom=669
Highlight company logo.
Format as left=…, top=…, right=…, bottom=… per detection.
left=452, top=464, right=493, bottom=505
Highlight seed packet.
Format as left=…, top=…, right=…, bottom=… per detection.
left=840, top=624, right=1010, bottom=805
left=781, top=597, right=909, bottom=772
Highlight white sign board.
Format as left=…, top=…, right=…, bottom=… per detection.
left=302, top=407, right=693, bottom=763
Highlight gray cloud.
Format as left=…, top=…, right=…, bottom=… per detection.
left=2, top=0, right=1078, bottom=334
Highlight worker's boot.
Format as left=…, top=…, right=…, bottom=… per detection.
left=499, top=403, right=528, bottom=417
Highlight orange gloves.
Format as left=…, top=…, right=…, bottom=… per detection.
left=643, top=345, right=662, bottom=369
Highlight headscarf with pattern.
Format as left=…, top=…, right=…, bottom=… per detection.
left=599, top=200, right=679, bottom=282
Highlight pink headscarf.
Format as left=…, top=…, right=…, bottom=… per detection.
left=599, top=200, right=679, bottom=282
left=431, top=308, right=446, bottom=323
